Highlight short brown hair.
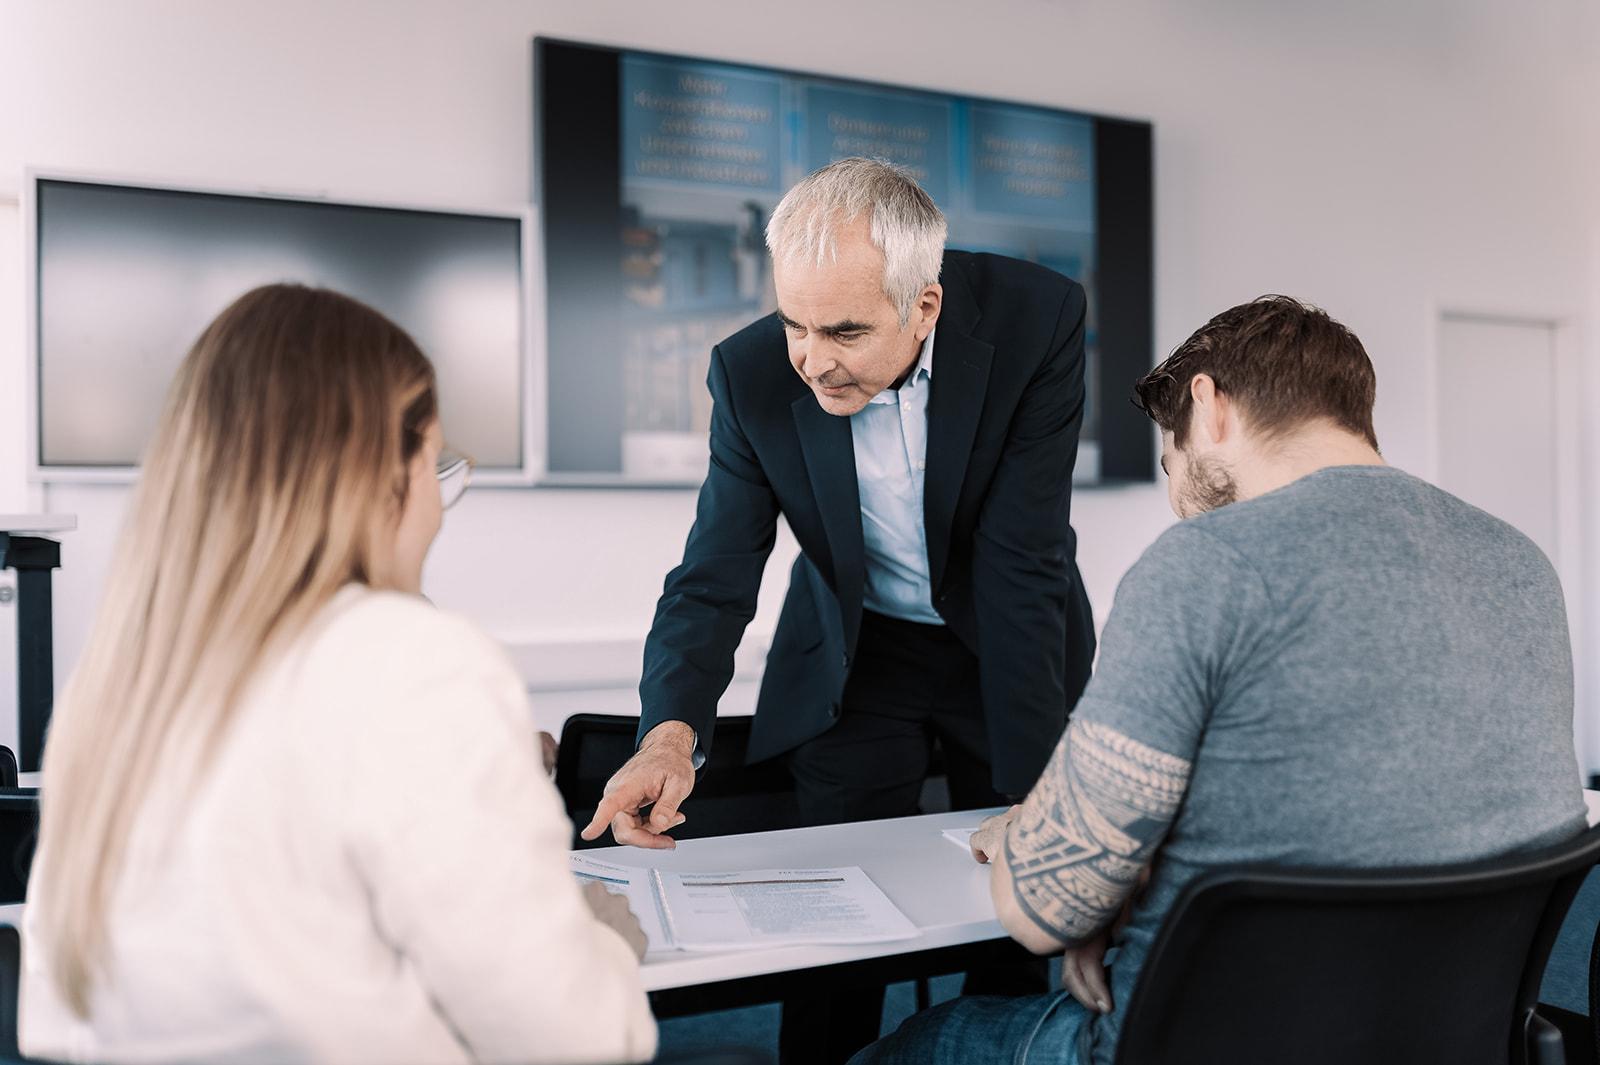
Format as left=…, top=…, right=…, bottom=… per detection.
left=1134, top=295, right=1379, bottom=450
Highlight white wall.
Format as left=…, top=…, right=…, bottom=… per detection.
left=2, top=1, right=1597, bottom=757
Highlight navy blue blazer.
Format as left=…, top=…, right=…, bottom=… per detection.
left=639, top=250, right=1096, bottom=795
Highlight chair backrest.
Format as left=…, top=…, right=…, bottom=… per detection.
left=1114, top=823, right=1600, bottom=1065
left=556, top=714, right=798, bottom=850
left=0, top=792, right=38, bottom=906
left=0, top=924, right=19, bottom=1058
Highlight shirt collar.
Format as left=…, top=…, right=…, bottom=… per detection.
left=866, top=328, right=936, bottom=405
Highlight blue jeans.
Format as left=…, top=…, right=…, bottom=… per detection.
left=846, top=991, right=1089, bottom=1065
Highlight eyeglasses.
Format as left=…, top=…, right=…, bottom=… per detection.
left=436, top=447, right=475, bottom=510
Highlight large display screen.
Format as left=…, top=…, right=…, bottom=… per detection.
left=32, top=178, right=528, bottom=476
left=535, top=38, right=1153, bottom=485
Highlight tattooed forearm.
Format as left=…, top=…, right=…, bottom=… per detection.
left=1004, top=719, right=1192, bottom=945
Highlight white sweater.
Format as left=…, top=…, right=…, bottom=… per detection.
left=21, top=587, right=657, bottom=1064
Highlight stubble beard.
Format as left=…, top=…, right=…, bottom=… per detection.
left=1180, top=453, right=1239, bottom=516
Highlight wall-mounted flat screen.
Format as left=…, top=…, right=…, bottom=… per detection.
left=535, top=38, right=1153, bottom=485
left=31, top=177, right=529, bottom=478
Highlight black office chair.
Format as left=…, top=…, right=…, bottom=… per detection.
left=0, top=924, right=19, bottom=1058
left=0, top=792, right=39, bottom=907
left=1537, top=899, right=1600, bottom=1065
left=1112, top=823, right=1600, bottom=1065
left=557, top=714, right=800, bottom=850
left=1532, top=918, right=1599, bottom=1065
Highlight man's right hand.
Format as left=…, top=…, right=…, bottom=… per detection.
left=579, top=720, right=698, bottom=849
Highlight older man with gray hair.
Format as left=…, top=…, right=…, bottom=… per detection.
left=583, top=157, right=1097, bottom=1061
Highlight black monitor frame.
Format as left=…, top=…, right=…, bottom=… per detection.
left=534, top=36, right=1155, bottom=485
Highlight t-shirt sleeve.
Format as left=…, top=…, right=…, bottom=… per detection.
left=1071, top=521, right=1275, bottom=763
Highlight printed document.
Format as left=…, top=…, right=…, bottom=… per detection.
left=942, top=827, right=978, bottom=852
left=570, top=854, right=671, bottom=952
left=571, top=856, right=917, bottom=952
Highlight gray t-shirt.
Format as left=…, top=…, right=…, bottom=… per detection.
left=1081, top=465, right=1587, bottom=1063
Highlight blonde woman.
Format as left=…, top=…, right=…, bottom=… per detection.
left=20, top=285, right=657, bottom=1064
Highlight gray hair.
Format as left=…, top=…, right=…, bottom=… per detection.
left=765, top=157, right=947, bottom=326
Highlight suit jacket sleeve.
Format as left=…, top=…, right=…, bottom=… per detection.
left=638, top=343, right=780, bottom=755
left=970, top=283, right=1089, bottom=795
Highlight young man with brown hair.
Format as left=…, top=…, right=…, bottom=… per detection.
left=851, top=295, right=1587, bottom=1065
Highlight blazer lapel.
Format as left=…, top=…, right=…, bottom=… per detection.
left=924, top=260, right=994, bottom=594
left=792, top=395, right=866, bottom=648
left=925, top=332, right=993, bottom=593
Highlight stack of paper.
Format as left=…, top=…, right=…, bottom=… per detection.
left=571, top=855, right=917, bottom=952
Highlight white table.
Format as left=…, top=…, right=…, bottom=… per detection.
left=0, top=517, right=77, bottom=535
left=593, top=790, right=1600, bottom=1012
left=586, top=808, right=1004, bottom=996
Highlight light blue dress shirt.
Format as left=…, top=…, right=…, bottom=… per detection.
left=850, top=329, right=943, bottom=625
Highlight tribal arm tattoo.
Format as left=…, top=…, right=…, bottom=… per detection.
left=1001, top=719, right=1192, bottom=948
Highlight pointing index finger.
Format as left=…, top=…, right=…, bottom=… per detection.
left=581, top=792, right=632, bottom=841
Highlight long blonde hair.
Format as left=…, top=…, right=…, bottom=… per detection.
left=33, top=284, right=437, bottom=1016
